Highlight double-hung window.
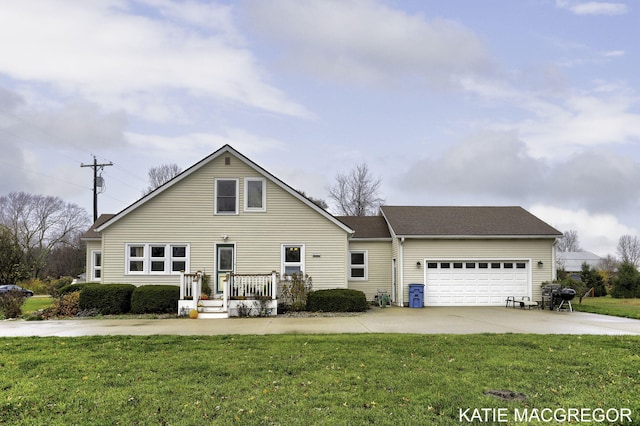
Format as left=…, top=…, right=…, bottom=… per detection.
left=215, top=178, right=238, bottom=214
left=349, top=250, right=368, bottom=280
left=91, top=250, right=102, bottom=281
left=244, top=177, right=266, bottom=212
left=282, top=244, right=304, bottom=277
left=128, top=245, right=146, bottom=274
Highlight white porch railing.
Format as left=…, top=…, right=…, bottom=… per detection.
left=228, top=271, right=278, bottom=300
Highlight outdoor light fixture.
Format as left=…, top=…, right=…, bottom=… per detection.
left=537, top=261, right=544, bottom=267
left=416, top=261, right=421, bottom=268
left=221, top=235, right=229, bottom=241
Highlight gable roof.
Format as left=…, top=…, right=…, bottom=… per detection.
left=81, top=213, right=116, bottom=240
left=95, top=145, right=353, bottom=234
left=557, top=251, right=602, bottom=272
left=380, top=206, right=562, bottom=238
left=336, top=216, right=391, bottom=239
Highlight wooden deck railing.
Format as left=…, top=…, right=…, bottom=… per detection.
left=228, top=272, right=278, bottom=299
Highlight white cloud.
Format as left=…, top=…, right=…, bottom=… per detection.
left=0, top=1, right=309, bottom=120
left=245, top=0, right=491, bottom=87
left=555, top=1, right=629, bottom=15
left=530, top=204, right=637, bottom=256
left=603, top=50, right=625, bottom=57
left=126, top=128, right=287, bottom=165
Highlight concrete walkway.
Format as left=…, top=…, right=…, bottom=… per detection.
left=2, top=307, right=640, bottom=337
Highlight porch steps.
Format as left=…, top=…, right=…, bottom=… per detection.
left=197, top=299, right=228, bottom=319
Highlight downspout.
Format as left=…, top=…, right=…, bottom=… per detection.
left=399, top=237, right=405, bottom=307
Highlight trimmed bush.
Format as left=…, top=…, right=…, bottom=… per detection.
left=79, top=284, right=135, bottom=315
left=59, top=283, right=91, bottom=296
left=306, top=288, right=368, bottom=312
left=131, top=285, right=180, bottom=314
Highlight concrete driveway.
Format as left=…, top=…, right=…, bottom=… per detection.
left=2, top=307, right=640, bottom=336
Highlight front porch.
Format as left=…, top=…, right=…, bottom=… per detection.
left=178, top=271, right=279, bottom=319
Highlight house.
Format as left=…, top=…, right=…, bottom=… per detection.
left=82, top=144, right=562, bottom=317
left=557, top=251, right=602, bottom=273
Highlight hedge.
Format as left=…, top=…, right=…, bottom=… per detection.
left=130, top=285, right=180, bottom=314
left=59, top=283, right=91, bottom=296
left=306, top=288, right=368, bottom=312
left=78, top=284, right=136, bottom=315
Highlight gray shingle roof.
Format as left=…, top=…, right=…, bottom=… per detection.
left=380, top=206, right=562, bottom=237
left=81, top=213, right=116, bottom=240
left=336, top=216, right=391, bottom=239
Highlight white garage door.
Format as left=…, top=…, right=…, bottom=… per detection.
left=424, top=261, right=529, bottom=306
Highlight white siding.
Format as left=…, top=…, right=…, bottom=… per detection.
left=347, top=240, right=392, bottom=300
left=401, top=238, right=555, bottom=305
left=84, top=240, right=102, bottom=283
left=100, top=153, right=349, bottom=290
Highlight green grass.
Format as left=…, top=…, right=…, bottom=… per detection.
left=574, top=295, right=640, bottom=319
left=1, top=335, right=638, bottom=425
left=21, top=296, right=54, bottom=314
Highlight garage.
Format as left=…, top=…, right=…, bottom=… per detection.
left=424, top=260, right=530, bottom=306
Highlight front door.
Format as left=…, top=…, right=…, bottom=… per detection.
left=216, top=244, right=234, bottom=294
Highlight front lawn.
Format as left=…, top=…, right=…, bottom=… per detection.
left=21, top=296, right=54, bottom=314
left=1, top=335, right=638, bottom=425
left=574, top=296, right=640, bottom=319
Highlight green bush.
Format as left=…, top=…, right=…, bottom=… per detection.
left=59, top=283, right=91, bottom=296
left=131, top=285, right=180, bottom=314
left=306, top=288, right=368, bottom=312
left=79, top=284, right=135, bottom=315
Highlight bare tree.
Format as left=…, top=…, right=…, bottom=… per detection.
left=298, top=190, right=329, bottom=210
left=556, top=229, right=581, bottom=252
left=617, top=235, right=640, bottom=267
left=143, top=163, right=182, bottom=195
left=328, top=163, right=384, bottom=216
left=0, top=192, right=91, bottom=278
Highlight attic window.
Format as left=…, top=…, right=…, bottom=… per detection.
left=225, top=156, right=231, bottom=165
left=215, top=178, right=239, bottom=214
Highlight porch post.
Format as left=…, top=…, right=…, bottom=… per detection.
left=223, top=273, right=229, bottom=312
left=192, top=272, right=202, bottom=311
left=271, top=271, right=277, bottom=300
left=179, top=271, right=185, bottom=300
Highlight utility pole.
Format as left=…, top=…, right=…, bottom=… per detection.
left=81, top=156, right=113, bottom=222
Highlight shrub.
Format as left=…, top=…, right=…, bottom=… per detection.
left=59, top=283, right=91, bottom=296
left=611, top=261, right=640, bottom=298
left=279, top=274, right=313, bottom=312
left=130, top=285, right=179, bottom=314
left=18, top=278, right=48, bottom=295
left=46, top=276, right=74, bottom=297
left=43, top=291, right=80, bottom=319
left=0, top=290, right=25, bottom=319
left=306, top=288, right=368, bottom=312
left=79, top=284, right=135, bottom=315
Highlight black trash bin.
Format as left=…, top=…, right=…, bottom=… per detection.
left=408, top=284, right=424, bottom=308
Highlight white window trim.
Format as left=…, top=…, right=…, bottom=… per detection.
left=126, top=244, right=146, bottom=275
left=214, top=178, right=239, bottom=215
left=244, top=177, right=266, bottom=212
left=349, top=250, right=368, bottom=281
left=91, top=250, right=102, bottom=282
left=281, top=244, right=305, bottom=278
left=125, top=243, right=190, bottom=275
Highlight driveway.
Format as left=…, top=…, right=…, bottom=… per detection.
left=2, top=307, right=640, bottom=337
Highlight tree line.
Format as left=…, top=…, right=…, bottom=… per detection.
left=556, top=229, right=640, bottom=298
left=0, top=192, right=90, bottom=283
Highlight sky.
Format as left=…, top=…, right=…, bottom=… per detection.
left=0, top=0, right=638, bottom=257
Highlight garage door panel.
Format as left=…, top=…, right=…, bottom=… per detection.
left=425, top=260, right=530, bottom=306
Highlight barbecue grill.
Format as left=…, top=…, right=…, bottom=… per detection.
left=541, top=284, right=576, bottom=312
